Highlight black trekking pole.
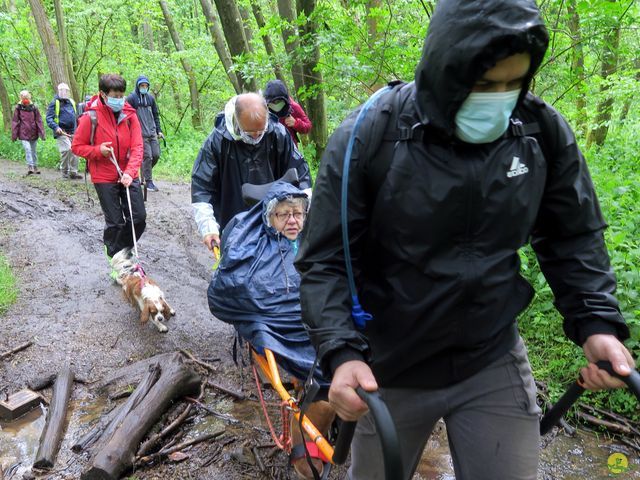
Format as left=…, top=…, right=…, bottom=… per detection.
left=331, top=387, right=404, bottom=480
left=540, top=361, right=640, bottom=435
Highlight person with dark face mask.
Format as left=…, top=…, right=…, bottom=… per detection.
left=296, top=1, right=633, bottom=478
left=191, top=93, right=312, bottom=257
left=72, top=74, right=146, bottom=277
left=127, top=75, right=164, bottom=192
left=12, top=90, right=46, bottom=175
left=263, top=79, right=312, bottom=146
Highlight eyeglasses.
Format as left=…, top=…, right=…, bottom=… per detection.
left=273, top=211, right=305, bottom=222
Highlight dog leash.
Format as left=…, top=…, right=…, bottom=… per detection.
left=108, top=147, right=140, bottom=260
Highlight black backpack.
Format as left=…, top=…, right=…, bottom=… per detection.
left=356, top=81, right=558, bottom=195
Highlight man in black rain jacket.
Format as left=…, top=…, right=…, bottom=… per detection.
left=296, top=0, right=634, bottom=478
left=192, top=93, right=311, bottom=255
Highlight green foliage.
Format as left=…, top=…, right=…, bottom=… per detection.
left=0, top=252, right=17, bottom=315
left=0, top=131, right=59, bottom=168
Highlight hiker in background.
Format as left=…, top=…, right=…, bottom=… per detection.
left=296, top=0, right=634, bottom=479
left=72, top=74, right=145, bottom=276
left=46, top=82, right=81, bottom=179
left=191, top=92, right=312, bottom=257
left=263, top=79, right=311, bottom=146
left=11, top=90, right=46, bottom=175
left=127, top=75, right=164, bottom=192
left=76, top=94, right=93, bottom=117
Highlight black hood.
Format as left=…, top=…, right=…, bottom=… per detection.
left=414, top=0, right=549, bottom=136
left=264, top=80, right=291, bottom=118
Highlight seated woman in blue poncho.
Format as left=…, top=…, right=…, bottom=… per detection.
left=208, top=180, right=334, bottom=479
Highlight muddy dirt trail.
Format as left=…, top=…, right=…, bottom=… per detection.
left=1, top=158, right=639, bottom=479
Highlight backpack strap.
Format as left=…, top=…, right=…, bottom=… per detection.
left=87, top=110, right=98, bottom=146
left=54, top=98, right=76, bottom=125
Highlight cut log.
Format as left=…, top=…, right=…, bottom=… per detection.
left=33, top=366, right=74, bottom=469
left=72, top=365, right=161, bottom=453
left=82, top=353, right=200, bottom=480
left=94, top=352, right=176, bottom=391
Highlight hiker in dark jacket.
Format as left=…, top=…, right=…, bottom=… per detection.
left=11, top=90, right=46, bottom=175
left=191, top=93, right=312, bottom=257
left=127, top=75, right=164, bottom=192
left=263, top=79, right=312, bottom=146
left=46, top=82, right=81, bottom=179
left=296, top=0, right=634, bottom=478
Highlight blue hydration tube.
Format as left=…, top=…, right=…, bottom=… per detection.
left=341, top=86, right=391, bottom=329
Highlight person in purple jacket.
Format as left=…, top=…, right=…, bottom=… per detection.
left=11, top=90, right=46, bottom=175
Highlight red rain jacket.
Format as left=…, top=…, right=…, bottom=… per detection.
left=71, top=96, right=143, bottom=183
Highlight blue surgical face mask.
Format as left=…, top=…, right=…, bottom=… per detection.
left=454, top=90, right=521, bottom=144
left=139, top=87, right=149, bottom=94
left=106, top=96, right=125, bottom=113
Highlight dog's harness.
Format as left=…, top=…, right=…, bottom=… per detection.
left=133, top=263, right=147, bottom=289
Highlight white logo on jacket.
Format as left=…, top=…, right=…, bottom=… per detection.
left=507, top=156, right=529, bottom=178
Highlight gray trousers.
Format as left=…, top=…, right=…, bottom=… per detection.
left=56, top=135, right=79, bottom=174
left=141, top=135, right=161, bottom=181
left=21, top=140, right=39, bottom=166
left=348, top=337, right=541, bottom=480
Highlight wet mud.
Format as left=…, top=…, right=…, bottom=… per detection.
left=0, top=158, right=637, bottom=479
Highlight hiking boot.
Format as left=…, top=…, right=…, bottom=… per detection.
left=146, top=180, right=159, bottom=192
left=33, top=166, right=41, bottom=174
left=27, top=166, right=34, bottom=175
left=69, top=172, right=83, bottom=180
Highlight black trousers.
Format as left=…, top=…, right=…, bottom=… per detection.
left=94, top=180, right=146, bottom=258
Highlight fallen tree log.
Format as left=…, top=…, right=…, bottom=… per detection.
left=33, top=366, right=74, bottom=469
left=72, top=365, right=161, bottom=453
left=82, top=353, right=200, bottom=480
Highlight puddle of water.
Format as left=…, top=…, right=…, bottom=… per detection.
left=414, top=423, right=640, bottom=480
left=0, top=405, right=46, bottom=475
left=415, top=423, right=455, bottom=480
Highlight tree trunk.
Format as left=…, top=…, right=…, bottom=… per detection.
left=277, top=0, right=304, bottom=99
left=212, top=0, right=256, bottom=91
left=566, top=0, right=586, bottom=133
left=251, top=1, right=287, bottom=85
left=298, top=0, right=327, bottom=161
left=33, top=367, right=74, bottom=470
left=199, top=0, right=241, bottom=93
left=159, top=0, right=202, bottom=130
left=619, top=56, right=640, bottom=123
left=0, top=74, right=12, bottom=132
left=52, top=0, right=80, bottom=99
left=26, top=0, right=67, bottom=94
left=142, top=20, right=155, bottom=51
left=238, top=5, right=254, bottom=47
left=81, top=354, right=201, bottom=480
left=587, top=0, right=620, bottom=147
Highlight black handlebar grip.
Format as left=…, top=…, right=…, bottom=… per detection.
left=540, top=360, right=640, bottom=435
left=330, top=388, right=405, bottom=479
left=331, top=419, right=357, bottom=465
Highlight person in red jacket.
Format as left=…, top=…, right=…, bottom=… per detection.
left=72, top=74, right=145, bottom=272
left=263, top=80, right=312, bottom=146
left=11, top=90, right=46, bottom=175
